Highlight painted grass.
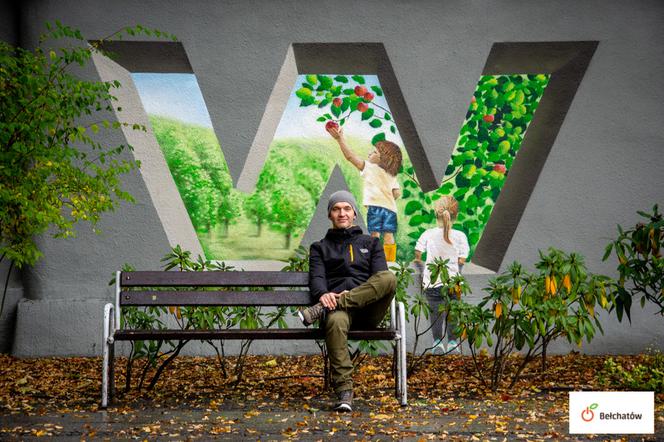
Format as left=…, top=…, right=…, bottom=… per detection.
left=198, top=217, right=299, bottom=262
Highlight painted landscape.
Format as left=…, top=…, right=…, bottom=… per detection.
left=135, top=73, right=549, bottom=262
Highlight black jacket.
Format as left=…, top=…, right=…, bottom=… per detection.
left=309, top=226, right=388, bottom=299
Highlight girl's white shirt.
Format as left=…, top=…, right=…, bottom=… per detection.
left=359, top=162, right=399, bottom=212
left=415, top=227, right=469, bottom=288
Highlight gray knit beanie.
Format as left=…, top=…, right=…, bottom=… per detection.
left=327, top=190, right=359, bottom=217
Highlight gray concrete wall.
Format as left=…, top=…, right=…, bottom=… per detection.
left=0, top=1, right=18, bottom=45
left=8, top=0, right=664, bottom=356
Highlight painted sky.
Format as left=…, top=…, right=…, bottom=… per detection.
left=131, top=73, right=404, bottom=146
left=131, top=73, right=213, bottom=128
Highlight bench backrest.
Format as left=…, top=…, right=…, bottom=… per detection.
left=115, top=271, right=313, bottom=328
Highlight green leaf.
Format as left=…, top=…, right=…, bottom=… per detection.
left=405, top=200, right=422, bottom=215
left=317, top=75, right=333, bottom=90
left=341, top=97, right=350, bottom=112
left=295, top=87, right=312, bottom=99
left=351, top=75, right=365, bottom=84
left=390, top=125, right=396, bottom=134
left=343, top=88, right=355, bottom=95
left=369, top=119, right=382, bottom=128
left=371, top=132, right=386, bottom=145
left=306, top=74, right=318, bottom=85
left=316, top=116, right=326, bottom=122
left=408, top=214, right=426, bottom=227
left=334, top=75, right=348, bottom=83
left=602, top=243, right=613, bottom=261
left=371, top=85, right=383, bottom=96
left=331, top=105, right=341, bottom=118
left=384, top=113, right=391, bottom=121
left=361, top=107, right=374, bottom=121
left=299, top=96, right=315, bottom=106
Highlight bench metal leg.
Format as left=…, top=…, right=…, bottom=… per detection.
left=393, top=342, right=400, bottom=399
left=398, top=301, right=408, bottom=406
left=391, top=298, right=401, bottom=400
left=102, top=303, right=115, bottom=408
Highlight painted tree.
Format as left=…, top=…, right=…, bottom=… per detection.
left=217, top=189, right=242, bottom=236
left=187, top=129, right=242, bottom=235
left=399, top=74, right=549, bottom=261
left=297, top=74, right=393, bottom=146
left=151, top=117, right=220, bottom=232
left=268, top=182, right=315, bottom=249
left=243, top=191, right=272, bottom=237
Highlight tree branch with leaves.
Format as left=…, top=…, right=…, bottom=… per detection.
left=0, top=22, right=177, bottom=314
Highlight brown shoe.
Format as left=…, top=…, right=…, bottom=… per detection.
left=333, top=390, right=353, bottom=412
left=297, top=302, right=325, bottom=326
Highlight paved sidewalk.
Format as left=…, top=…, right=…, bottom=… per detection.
left=2, top=395, right=661, bottom=440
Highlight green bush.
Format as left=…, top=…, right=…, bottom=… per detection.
left=115, top=245, right=289, bottom=392
left=449, top=248, right=614, bottom=391
left=604, top=204, right=663, bottom=320
left=599, top=350, right=664, bottom=393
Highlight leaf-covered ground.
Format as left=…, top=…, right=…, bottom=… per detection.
left=0, top=353, right=662, bottom=440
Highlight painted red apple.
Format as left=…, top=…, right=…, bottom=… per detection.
left=493, top=164, right=507, bottom=174
left=354, top=85, right=367, bottom=97
left=483, top=114, right=495, bottom=123
left=325, top=120, right=339, bottom=130
left=357, top=102, right=369, bottom=113
left=363, top=92, right=374, bottom=102
left=332, top=97, right=343, bottom=107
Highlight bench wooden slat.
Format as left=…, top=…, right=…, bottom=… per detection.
left=120, top=290, right=314, bottom=306
left=114, top=329, right=397, bottom=340
left=121, top=271, right=309, bottom=287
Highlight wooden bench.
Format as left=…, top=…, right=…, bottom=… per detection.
left=101, top=270, right=407, bottom=408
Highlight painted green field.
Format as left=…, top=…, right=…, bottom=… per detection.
left=149, top=114, right=393, bottom=260
left=198, top=215, right=296, bottom=261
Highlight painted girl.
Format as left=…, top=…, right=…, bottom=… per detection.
left=326, top=126, right=402, bottom=261
left=414, top=196, right=469, bottom=354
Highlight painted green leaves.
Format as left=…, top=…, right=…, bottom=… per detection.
left=398, top=74, right=550, bottom=261
left=297, top=74, right=394, bottom=145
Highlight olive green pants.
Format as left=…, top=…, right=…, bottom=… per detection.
left=324, top=270, right=397, bottom=393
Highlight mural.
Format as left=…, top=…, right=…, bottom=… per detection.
left=132, top=73, right=549, bottom=262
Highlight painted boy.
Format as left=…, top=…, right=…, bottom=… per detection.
left=326, top=126, right=403, bottom=261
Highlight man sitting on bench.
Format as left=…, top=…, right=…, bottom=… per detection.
left=298, top=190, right=397, bottom=412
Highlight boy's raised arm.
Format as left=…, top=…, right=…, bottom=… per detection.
left=326, top=126, right=365, bottom=171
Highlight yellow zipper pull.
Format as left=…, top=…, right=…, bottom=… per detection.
left=349, top=244, right=354, bottom=262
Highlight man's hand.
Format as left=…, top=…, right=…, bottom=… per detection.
left=320, top=292, right=341, bottom=310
